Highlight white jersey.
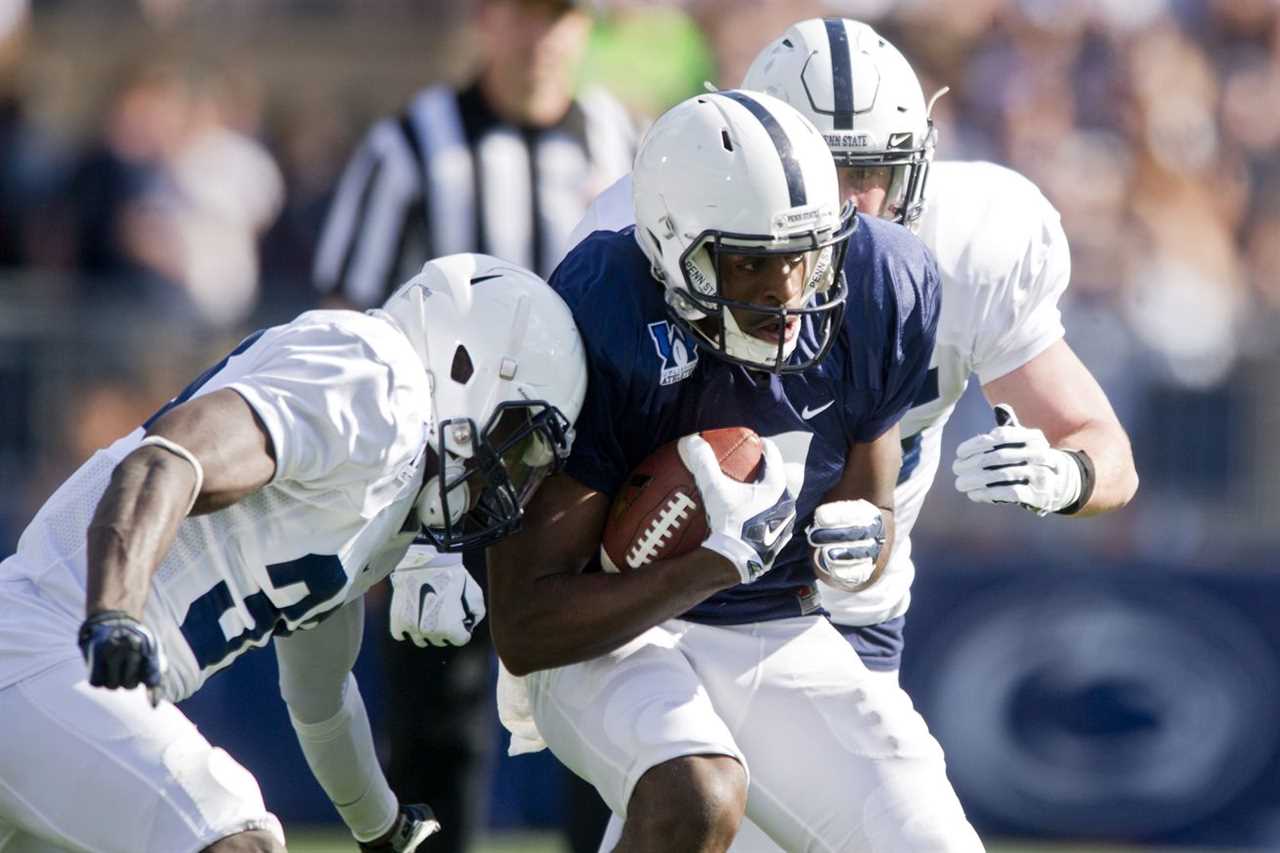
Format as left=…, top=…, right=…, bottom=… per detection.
left=0, top=310, right=433, bottom=701
left=564, top=161, right=1070, bottom=627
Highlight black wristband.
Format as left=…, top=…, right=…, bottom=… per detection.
left=80, top=609, right=134, bottom=627
left=78, top=609, right=138, bottom=644
left=1055, top=449, right=1096, bottom=516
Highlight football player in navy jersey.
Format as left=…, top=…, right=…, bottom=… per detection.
left=488, top=90, right=984, bottom=851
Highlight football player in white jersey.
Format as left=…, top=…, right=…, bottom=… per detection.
left=0, top=254, right=587, bottom=853
left=577, top=17, right=1139, bottom=853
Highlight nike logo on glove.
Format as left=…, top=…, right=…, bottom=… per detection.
left=759, top=517, right=790, bottom=548
left=801, top=400, right=834, bottom=420
left=417, top=582, right=436, bottom=615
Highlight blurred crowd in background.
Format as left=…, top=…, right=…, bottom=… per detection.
left=0, top=0, right=1277, bottom=565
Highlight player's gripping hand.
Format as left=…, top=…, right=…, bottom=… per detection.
left=358, top=803, right=441, bottom=852
left=807, top=499, right=885, bottom=592
left=678, top=433, right=796, bottom=584
left=77, top=610, right=168, bottom=706
left=952, top=404, right=1083, bottom=517
left=389, top=544, right=485, bottom=647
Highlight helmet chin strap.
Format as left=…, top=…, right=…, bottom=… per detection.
left=521, top=433, right=555, bottom=468
left=417, top=462, right=470, bottom=530
left=721, top=308, right=797, bottom=369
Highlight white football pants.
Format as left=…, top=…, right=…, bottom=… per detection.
left=0, top=657, right=283, bottom=853
left=526, top=615, right=983, bottom=852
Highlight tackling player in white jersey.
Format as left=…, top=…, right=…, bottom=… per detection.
left=0, top=254, right=586, bottom=853
left=573, top=17, right=1138, bottom=852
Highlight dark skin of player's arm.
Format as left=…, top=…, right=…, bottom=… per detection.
left=487, top=424, right=903, bottom=676
left=488, top=473, right=746, bottom=677
left=825, top=424, right=902, bottom=591
left=84, top=388, right=277, bottom=620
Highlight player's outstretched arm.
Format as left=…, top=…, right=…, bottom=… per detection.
left=966, top=339, right=1138, bottom=517
left=85, top=388, right=276, bottom=619
left=80, top=388, right=276, bottom=700
left=487, top=472, right=744, bottom=677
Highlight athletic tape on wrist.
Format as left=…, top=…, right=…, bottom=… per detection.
left=137, top=435, right=204, bottom=515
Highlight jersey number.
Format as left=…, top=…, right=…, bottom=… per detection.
left=180, top=553, right=349, bottom=670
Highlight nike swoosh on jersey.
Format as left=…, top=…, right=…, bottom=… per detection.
left=801, top=400, right=835, bottom=419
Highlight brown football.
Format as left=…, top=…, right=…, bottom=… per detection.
left=600, top=427, right=764, bottom=572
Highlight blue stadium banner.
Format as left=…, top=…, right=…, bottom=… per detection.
left=902, top=559, right=1280, bottom=847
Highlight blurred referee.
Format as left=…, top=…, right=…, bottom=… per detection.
left=314, top=0, right=633, bottom=303
left=313, top=1, right=634, bottom=851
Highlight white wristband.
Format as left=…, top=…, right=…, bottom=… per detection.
left=137, top=435, right=205, bottom=515
left=702, top=531, right=763, bottom=584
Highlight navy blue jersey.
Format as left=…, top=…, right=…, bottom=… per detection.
left=551, top=215, right=940, bottom=625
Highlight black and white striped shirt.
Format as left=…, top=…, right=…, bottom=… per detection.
left=314, top=81, right=636, bottom=307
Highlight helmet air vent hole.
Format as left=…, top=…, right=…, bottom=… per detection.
left=450, top=345, right=475, bottom=384
left=782, top=38, right=793, bottom=47
left=721, top=130, right=734, bottom=151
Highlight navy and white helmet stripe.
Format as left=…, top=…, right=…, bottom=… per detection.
left=823, top=18, right=855, bottom=129
left=740, top=18, right=938, bottom=230
left=718, top=91, right=807, bottom=208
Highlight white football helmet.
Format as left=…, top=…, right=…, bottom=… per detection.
left=742, top=18, right=940, bottom=229
left=633, top=89, right=854, bottom=373
left=376, top=253, right=587, bottom=551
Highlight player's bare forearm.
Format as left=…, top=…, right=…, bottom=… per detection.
left=85, top=388, right=277, bottom=618
left=492, top=551, right=738, bottom=675
left=86, top=448, right=199, bottom=618
left=488, top=473, right=739, bottom=676
left=983, top=340, right=1138, bottom=516
left=822, top=427, right=901, bottom=586
left=1039, top=418, right=1136, bottom=516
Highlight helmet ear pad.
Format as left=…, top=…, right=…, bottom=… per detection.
left=417, top=464, right=469, bottom=529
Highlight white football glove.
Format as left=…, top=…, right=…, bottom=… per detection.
left=677, top=434, right=797, bottom=584
left=953, top=404, right=1083, bottom=517
left=389, top=544, right=485, bottom=647
left=807, top=499, right=885, bottom=592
